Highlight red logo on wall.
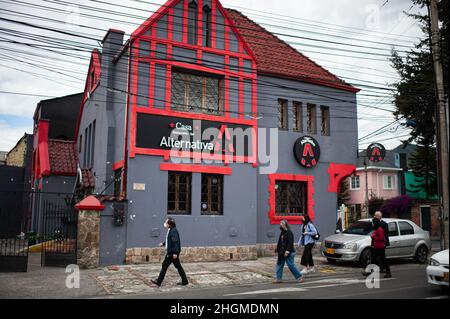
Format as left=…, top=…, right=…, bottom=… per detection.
left=366, top=143, right=386, bottom=162
left=294, top=136, right=320, bottom=168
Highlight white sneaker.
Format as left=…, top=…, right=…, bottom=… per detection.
left=308, top=267, right=316, bottom=273
left=301, top=268, right=309, bottom=274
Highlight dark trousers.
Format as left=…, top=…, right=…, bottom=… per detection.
left=156, top=253, right=188, bottom=285
left=301, top=243, right=315, bottom=267
left=371, top=248, right=391, bottom=275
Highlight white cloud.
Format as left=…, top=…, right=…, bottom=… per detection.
left=0, top=120, right=32, bottom=151
left=0, top=0, right=426, bottom=150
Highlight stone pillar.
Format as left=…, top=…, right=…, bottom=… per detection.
left=75, top=195, right=105, bottom=269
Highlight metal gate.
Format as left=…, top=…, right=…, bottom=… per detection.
left=41, top=201, right=78, bottom=267
left=0, top=237, right=29, bottom=272
left=0, top=190, right=29, bottom=272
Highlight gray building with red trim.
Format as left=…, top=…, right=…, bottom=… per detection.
left=73, top=0, right=359, bottom=265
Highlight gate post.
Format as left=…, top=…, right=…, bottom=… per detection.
left=75, top=196, right=104, bottom=269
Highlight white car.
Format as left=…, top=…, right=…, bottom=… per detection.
left=426, top=249, right=449, bottom=288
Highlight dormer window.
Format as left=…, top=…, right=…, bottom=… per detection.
left=187, top=1, right=198, bottom=45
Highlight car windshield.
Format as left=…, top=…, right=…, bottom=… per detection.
left=343, top=221, right=373, bottom=235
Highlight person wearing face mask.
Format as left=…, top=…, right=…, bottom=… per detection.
left=273, top=220, right=304, bottom=284
left=151, top=217, right=188, bottom=287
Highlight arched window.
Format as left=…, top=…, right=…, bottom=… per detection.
left=202, top=5, right=212, bottom=47
left=187, top=1, right=198, bottom=45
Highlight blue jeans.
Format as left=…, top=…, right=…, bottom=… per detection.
left=276, top=252, right=302, bottom=280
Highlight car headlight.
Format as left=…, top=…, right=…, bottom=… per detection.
left=430, top=258, right=440, bottom=266
left=343, top=243, right=357, bottom=251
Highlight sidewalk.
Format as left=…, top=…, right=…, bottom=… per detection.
left=0, top=252, right=357, bottom=298
left=2, top=241, right=439, bottom=299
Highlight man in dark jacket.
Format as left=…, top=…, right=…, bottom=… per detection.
left=151, top=218, right=188, bottom=287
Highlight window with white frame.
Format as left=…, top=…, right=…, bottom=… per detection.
left=383, top=175, right=395, bottom=190
left=350, top=176, right=360, bottom=190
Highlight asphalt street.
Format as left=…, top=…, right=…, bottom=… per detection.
left=104, top=262, right=449, bottom=299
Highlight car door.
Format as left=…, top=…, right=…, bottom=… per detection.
left=386, top=222, right=401, bottom=258
left=397, top=221, right=416, bottom=257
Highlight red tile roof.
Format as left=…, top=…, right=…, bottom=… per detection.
left=81, top=168, right=95, bottom=189
left=226, top=9, right=358, bottom=92
left=48, top=139, right=78, bottom=175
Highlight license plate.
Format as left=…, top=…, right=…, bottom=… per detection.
left=444, top=272, right=449, bottom=282
left=326, top=248, right=335, bottom=255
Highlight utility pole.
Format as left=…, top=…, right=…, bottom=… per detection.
left=429, top=0, right=449, bottom=250
left=364, top=158, right=369, bottom=218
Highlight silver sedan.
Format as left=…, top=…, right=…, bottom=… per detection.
left=321, top=218, right=431, bottom=266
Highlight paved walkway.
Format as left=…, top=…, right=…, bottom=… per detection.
left=0, top=253, right=358, bottom=298
left=1, top=240, right=441, bottom=298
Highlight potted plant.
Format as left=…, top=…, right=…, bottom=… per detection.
left=27, top=231, right=38, bottom=246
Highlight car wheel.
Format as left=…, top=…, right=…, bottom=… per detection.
left=326, top=258, right=337, bottom=264
left=414, top=245, right=428, bottom=264
left=359, top=248, right=371, bottom=267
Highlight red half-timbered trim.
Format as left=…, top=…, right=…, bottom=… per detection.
left=82, top=49, right=101, bottom=104
left=137, top=36, right=252, bottom=60
left=74, top=49, right=102, bottom=140
left=211, top=0, right=216, bottom=48
left=134, top=106, right=254, bottom=125
left=182, top=0, right=188, bottom=43
left=268, top=174, right=315, bottom=225
left=131, top=0, right=180, bottom=42
left=128, top=0, right=257, bottom=165
left=160, top=163, right=232, bottom=175
left=327, top=163, right=356, bottom=193
left=197, top=0, right=203, bottom=47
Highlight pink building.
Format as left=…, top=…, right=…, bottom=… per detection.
left=346, top=150, right=402, bottom=221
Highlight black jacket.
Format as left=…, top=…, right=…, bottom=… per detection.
left=276, top=229, right=295, bottom=256
left=163, top=227, right=181, bottom=255
left=380, top=220, right=390, bottom=247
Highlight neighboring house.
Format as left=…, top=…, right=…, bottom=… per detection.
left=0, top=151, right=7, bottom=165
left=6, top=133, right=33, bottom=168
left=346, top=144, right=440, bottom=239
left=30, top=93, right=84, bottom=234
left=71, top=0, right=358, bottom=265
left=347, top=149, right=401, bottom=220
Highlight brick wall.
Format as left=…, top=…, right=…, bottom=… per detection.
left=410, top=202, right=441, bottom=240
left=125, top=243, right=323, bottom=264
left=6, top=135, right=28, bottom=167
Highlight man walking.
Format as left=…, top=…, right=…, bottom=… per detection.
left=151, top=217, right=189, bottom=287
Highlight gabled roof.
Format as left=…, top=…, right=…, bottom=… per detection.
left=226, top=9, right=358, bottom=93
left=48, top=139, right=78, bottom=175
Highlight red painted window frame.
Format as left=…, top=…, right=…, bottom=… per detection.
left=268, top=174, right=315, bottom=225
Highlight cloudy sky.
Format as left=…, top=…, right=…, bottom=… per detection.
left=0, top=0, right=426, bottom=151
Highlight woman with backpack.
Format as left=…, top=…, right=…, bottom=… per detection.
left=298, top=214, right=319, bottom=274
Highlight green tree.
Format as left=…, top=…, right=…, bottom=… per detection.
left=390, top=0, right=448, bottom=199
left=407, top=145, right=438, bottom=198
left=338, top=180, right=350, bottom=207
